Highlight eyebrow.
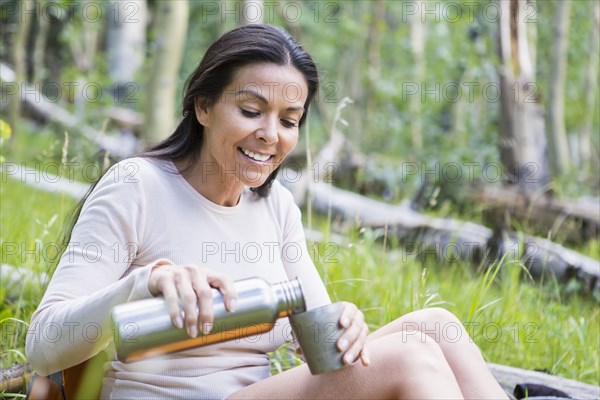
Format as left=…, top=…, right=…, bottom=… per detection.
left=235, top=89, right=305, bottom=112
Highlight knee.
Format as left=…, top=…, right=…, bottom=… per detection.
left=422, top=307, right=462, bottom=327
left=367, top=332, right=464, bottom=398
left=423, top=308, right=484, bottom=356
left=382, top=331, right=447, bottom=371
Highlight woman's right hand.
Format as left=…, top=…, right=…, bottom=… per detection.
left=148, top=263, right=237, bottom=338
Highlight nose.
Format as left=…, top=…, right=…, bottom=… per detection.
left=255, top=116, right=278, bottom=145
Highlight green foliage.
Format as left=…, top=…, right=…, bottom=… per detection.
left=306, top=216, right=599, bottom=385
left=0, top=176, right=77, bottom=369
left=4, top=121, right=108, bottom=184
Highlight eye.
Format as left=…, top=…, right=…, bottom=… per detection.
left=281, top=119, right=298, bottom=129
left=241, top=109, right=260, bottom=118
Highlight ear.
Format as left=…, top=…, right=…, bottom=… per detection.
left=194, top=97, right=210, bottom=127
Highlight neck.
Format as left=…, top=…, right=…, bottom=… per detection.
left=173, top=158, right=243, bottom=207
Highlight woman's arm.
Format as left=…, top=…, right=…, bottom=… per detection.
left=26, top=160, right=164, bottom=375
left=276, top=181, right=369, bottom=367
left=276, top=182, right=331, bottom=310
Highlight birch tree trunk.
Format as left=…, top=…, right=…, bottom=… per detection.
left=496, top=0, right=549, bottom=188
left=526, top=0, right=537, bottom=78
left=580, top=1, right=600, bottom=170
left=241, top=0, right=263, bottom=24
left=106, top=0, right=147, bottom=101
left=546, top=0, right=571, bottom=175
left=409, top=3, right=426, bottom=151
left=32, top=0, right=50, bottom=84
left=365, top=0, right=384, bottom=124
left=143, top=0, right=189, bottom=144
left=7, top=0, right=33, bottom=138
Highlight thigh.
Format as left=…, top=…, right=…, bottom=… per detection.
left=368, top=307, right=464, bottom=343
left=368, top=308, right=508, bottom=399
left=227, top=331, right=463, bottom=400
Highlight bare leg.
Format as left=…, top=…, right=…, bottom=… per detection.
left=368, top=308, right=508, bottom=399
left=229, top=331, right=464, bottom=400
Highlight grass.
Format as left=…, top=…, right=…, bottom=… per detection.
left=0, top=175, right=77, bottom=370
left=303, top=215, right=600, bottom=386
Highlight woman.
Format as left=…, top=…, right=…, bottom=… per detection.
left=26, top=24, right=508, bottom=399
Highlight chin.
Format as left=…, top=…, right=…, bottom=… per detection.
left=241, top=174, right=270, bottom=188
left=239, top=165, right=278, bottom=188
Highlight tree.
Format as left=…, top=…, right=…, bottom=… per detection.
left=32, top=0, right=50, bottom=84
left=408, top=2, right=426, bottom=151
left=496, top=0, right=549, bottom=188
left=142, top=0, right=189, bottom=144
left=546, top=0, right=572, bottom=175
left=7, top=0, right=33, bottom=138
left=106, top=0, right=148, bottom=102
left=241, top=0, right=263, bottom=24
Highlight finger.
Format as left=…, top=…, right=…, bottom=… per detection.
left=191, top=269, right=215, bottom=335
left=174, top=270, right=199, bottom=338
left=338, top=302, right=357, bottom=329
left=337, top=309, right=364, bottom=352
left=359, top=344, right=371, bottom=367
left=159, top=274, right=183, bottom=329
left=207, top=273, right=237, bottom=312
left=343, top=323, right=369, bottom=366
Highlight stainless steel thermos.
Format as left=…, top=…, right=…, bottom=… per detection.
left=112, top=277, right=306, bottom=362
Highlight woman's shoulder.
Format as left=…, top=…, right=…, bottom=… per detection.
left=264, top=179, right=296, bottom=207
left=100, top=157, right=174, bottom=186
left=85, top=157, right=175, bottom=207
left=257, top=179, right=302, bottom=227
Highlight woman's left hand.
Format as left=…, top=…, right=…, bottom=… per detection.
left=337, top=302, right=370, bottom=367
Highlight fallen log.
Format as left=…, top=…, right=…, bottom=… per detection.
left=104, top=106, right=143, bottom=132
left=279, top=173, right=600, bottom=296
left=0, top=362, right=31, bottom=394
left=292, top=149, right=600, bottom=245
left=472, top=183, right=600, bottom=244
left=0, top=62, right=140, bottom=158
left=499, top=232, right=600, bottom=294
left=488, top=363, right=600, bottom=400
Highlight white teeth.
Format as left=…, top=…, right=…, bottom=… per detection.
left=241, top=148, right=270, bottom=162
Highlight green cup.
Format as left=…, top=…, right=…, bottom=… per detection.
left=289, top=302, right=350, bottom=375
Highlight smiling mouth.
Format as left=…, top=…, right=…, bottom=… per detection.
left=238, top=147, right=273, bottom=162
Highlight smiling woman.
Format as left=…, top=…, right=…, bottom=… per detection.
left=25, top=24, right=508, bottom=399
left=178, top=63, right=307, bottom=207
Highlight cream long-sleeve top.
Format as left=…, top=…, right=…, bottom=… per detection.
left=26, top=157, right=331, bottom=399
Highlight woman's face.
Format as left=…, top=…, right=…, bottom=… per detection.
left=195, top=63, right=308, bottom=188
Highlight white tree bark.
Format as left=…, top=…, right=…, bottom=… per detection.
left=526, top=0, right=537, bottom=78
left=8, top=0, right=33, bottom=133
left=32, top=0, right=50, bottom=84
left=143, top=0, right=189, bottom=144
left=241, top=0, right=263, bottom=24
left=409, top=2, right=426, bottom=151
left=496, top=0, right=549, bottom=188
left=106, top=0, right=147, bottom=85
left=546, top=0, right=572, bottom=175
